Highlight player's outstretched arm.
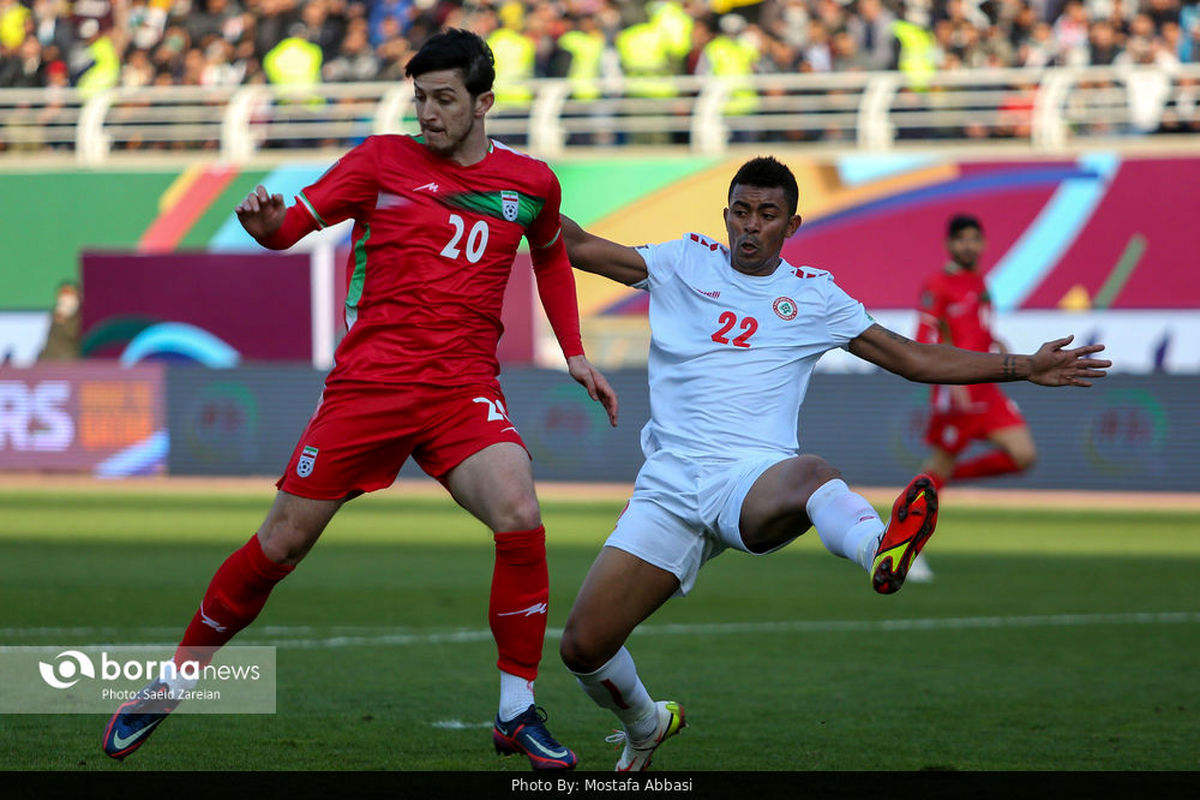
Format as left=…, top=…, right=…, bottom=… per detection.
left=848, top=325, right=1111, bottom=387
left=560, top=215, right=648, bottom=286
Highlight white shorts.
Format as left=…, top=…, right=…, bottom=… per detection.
left=603, top=449, right=794, bottom=596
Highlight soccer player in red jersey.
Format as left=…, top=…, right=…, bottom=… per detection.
left=102, top=29, right=616, bottom=771
left=916, top=214, right=1037, bottom=491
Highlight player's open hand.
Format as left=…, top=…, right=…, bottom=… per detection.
left=1029, top=335, right=1111, bottom=387
left=235, top=185, right=287, bottom=241
left=567, top=355, right=619, bottom=427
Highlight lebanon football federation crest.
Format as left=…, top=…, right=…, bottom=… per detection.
left=501, top=191, right=519, bottom=222
left=297, top=445, right=318, bottom=478
left=773, top=296, right=798, bottom=321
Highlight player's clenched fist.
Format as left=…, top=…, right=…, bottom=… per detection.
left=235, top=185, right=287, bottom=242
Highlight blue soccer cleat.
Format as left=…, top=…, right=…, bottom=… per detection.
left=493, top=704, right=578, bottom=770
left=101, top=678, right=180, bottom=760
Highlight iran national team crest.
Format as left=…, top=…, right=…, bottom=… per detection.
left=501, top=190, right=519, bottom=222
left=297, top=445, right=319, bottom=478
left=773, top=296, right=798, bottom=321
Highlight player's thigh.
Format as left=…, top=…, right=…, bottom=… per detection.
left=737, top=454, right=840, bottom=554
left=418, top=385, right=539, bottom=532
left=561, top=545, right=680, bottom=673
left=443, top=442, right=540, bottom=533
left=987, top=423, right=1036, bottom=464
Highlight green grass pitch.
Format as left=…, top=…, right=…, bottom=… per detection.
left=1, top=485, right=1198, bottom=771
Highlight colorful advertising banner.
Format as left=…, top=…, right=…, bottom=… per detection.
left=0, top=364, right=165, bottom=475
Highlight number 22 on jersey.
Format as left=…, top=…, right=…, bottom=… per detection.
left=711, top=311, right=758, bottom=348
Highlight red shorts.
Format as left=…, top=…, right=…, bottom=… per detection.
left=277, top=382, right=528, bottom=501
left=924, top=383, right=1026, bottom=456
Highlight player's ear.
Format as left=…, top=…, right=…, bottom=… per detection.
left=474, top=90, right=494, bottom=117
left=785, top=214, right=802, bottom=237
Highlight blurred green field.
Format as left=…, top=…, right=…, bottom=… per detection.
left=1, top=486, right=1198, bottom=771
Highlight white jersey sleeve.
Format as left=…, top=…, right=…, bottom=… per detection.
left=822, top=276, right=874, bottom=346
left=632, top=238, right=690, bottom=291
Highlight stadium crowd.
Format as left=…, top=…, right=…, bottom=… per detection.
left=2, top=0, right=1198, bottom=92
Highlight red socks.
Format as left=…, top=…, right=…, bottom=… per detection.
left=175, top=534, right=294, bottom=667
left=951, top=449, right=1023, bottom=482
left=489, top=526, right=549, bottom=681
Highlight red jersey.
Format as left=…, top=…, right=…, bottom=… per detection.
left=289, top=134, right=580, bottom=387
left=914, top=264, right=995, bottom=353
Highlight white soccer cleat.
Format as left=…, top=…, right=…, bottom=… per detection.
left=905, top=553, right=936, bottom=583
left=606, top=700, right=686, bottom=771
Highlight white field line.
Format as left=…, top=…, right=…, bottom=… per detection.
left=2, top=611, right=1199, bottom=652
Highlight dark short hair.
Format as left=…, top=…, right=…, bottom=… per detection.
left=729, top=157, right=799, bottom=216
left=947, top=213, right=983, bottom=237
left=405, top=28, right=495, bottom=96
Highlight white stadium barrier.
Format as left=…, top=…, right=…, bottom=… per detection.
left=1, top=65, right=1198, bottom=164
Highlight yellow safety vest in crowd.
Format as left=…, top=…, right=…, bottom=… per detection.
left=263, top=37, right=323, bottom=87
left=649, top=1, right=693, bottom=66
left=557, top=29, right=604, bottom=100
left=488, top=28, right=535, bottom=104
left=76, top=35, right=121, bottom=98
left=891, top=20, right=937, bottom=90
left=615, top=22, right=675, bottom=99
left=702, top=35, right=759, bottom=116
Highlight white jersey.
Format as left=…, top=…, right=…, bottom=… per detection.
left=633, top=232, right=873, bottom=460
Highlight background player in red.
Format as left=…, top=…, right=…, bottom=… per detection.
left=102, top=29, right=616, bottom=771
left=916, top=214, right=1037, bottom=490
left=909, top=214, right=1037, bottom=583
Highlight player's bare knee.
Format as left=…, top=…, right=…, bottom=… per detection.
left=1013, top=447, right=1037, bottom=471
left=257, top=522, right=316, bottom=566
left=802, top=456, right=842, bottom=497
left=491, top=493, right=542, bottom=533
left=559, top=622, right=598, bottom=674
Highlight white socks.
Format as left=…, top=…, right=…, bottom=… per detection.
left=571, top=647, right=658, bottom=742
left=806, top=478, right=884, bottom=572
left=499, top=671, right=536, bottom=722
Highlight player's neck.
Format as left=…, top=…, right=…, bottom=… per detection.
left=444, top=131, right=491, bottom=167
left=732, top=256, right=783, bottom=277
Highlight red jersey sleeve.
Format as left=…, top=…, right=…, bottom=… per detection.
left=528, top=172, right=584, bottom=359
left=293, top=136, right=379, bottom=230
left=915, top=277, right=945, bottom=345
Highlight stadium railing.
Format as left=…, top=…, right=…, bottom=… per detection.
left=1, top=64, right=1198, bottom=163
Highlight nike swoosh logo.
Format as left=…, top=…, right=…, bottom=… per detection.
left=111, top=717, right=164, bottom=751
left=525, top=735, right=569, bottom=759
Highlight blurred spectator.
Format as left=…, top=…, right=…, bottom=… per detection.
left=1088, top=18, right=1123, bottom=62
left=487, top=4, right=536, bottom=104
left=0, top=35, right=48, bottom=87
left=38, top=281, right=82, bottom=362
left=262, top=23, right=322, bottom=88
left=368, top=0, right=412, bottom=47
left=697, top=14, right=761, bottom=117
left=73, top=17, right=121, bottom=96
left=846, top=0, right=897, bottom=69
left=1054, top=0, right=1092, bottom=65
left=323, top=16, right=378, bottom=81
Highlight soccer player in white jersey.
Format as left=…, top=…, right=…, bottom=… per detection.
left=556, top=157, right=1111, bottom=771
